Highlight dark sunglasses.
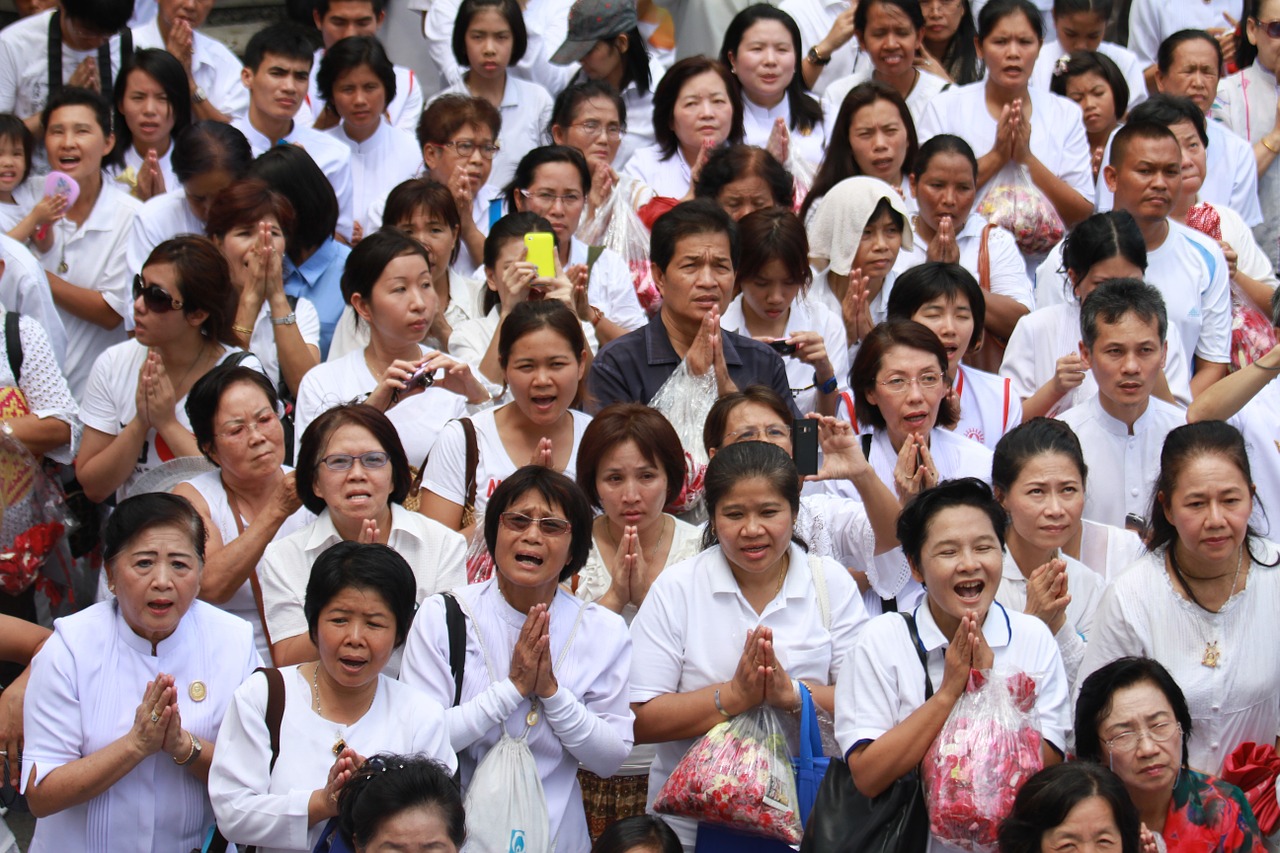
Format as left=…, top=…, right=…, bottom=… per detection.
left=132, top=275, right=183, bottom=313
left=1254, top=18, right=1280, bottom=38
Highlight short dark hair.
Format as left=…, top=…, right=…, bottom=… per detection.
left=1048, top=50, right=1130, bottom=119
left=295, top=405, right=413, bottom=515
left=694, top=145, right=794, bottom=214
left=382, top=179, right=462, bottom=265
left=1156, top=29, right=1223, bottom=76
left=113, top=49, right=193, bottom=170
left=896, top=478, right=1006, bottom=573
left=1128, top=94, right=1207, bottom=146
left=244, top=22, right=317, bottom=71
left=172, top=120, right=254, bottom=185
left=1060, top=211, right=1147, bottom=297
left=41, top=87, right=112, bottom=141
left=304, top=541, right=418, bottom=647
left=650, top=199, right=739, bottom=273
left=850, top=320, right=958, bottom=431
left=340, top=228, right=432, bottom=308
left=997, top=762, right=1142, bottom=853
left=317, top=36, right=397, bottom=108
left=1078, top=277, right=1167, bottom=350
left=1074, top=656, right=1193, bottom=767
left=143, top=237, right=240, bottom=347
left=651, top=57, right=745, bottom=160
left=702, top=385, right=792, bottom=454
left=504, top=145, right=592, bottom=210
left=416, top=94, right=501, bottom=150
left=909, top=133, right=977, bottom=181
left=315, top=0, right=388, bottom=17
left=991, top=418, right=1088, bottom=498
left=105, top=493, right=207, bottom=567
left=734, top=208, right=811, bottom=295
left=484, top=466, right=594, bottom=582
left=249, top=144, right=339, bottom=256
left=452, top=0, right=528, bottom=67
left=186, top=364, right=281, bottom=462
left=977, top=0, right=1045, bottom=41
left=576, top=404, right=685, bottom=508
left=702, top=441, right=804, bottom=551
left=591, top=816, right=682, bottom=853
left=497, top=299, right=587, bottom=370
left=1107, top=120, right=1179, bottom=172
left=204, top=178, right=297, bottom=242
left=0, top=114, right=33, bottom=186
left=885, top=262, right=987, bottom=359
left=338, top=754, right=464, bottom=850
left=856, top=0, right=926, bottom=32
left=719, top=5, right=822, bottom=134
left=61, top=0, right=133, bottom=35
left=549, top=80, right=627, bottom=139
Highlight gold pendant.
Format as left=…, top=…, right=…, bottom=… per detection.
left=57, top=261, right=67, bottom=274
left=525, top=699, right=540, bottom=727
left=1202, top=641, right=1221, bottom=668
left=188, top=680, right=207, bottom=702
left=332, top=736, right=346, bottom=757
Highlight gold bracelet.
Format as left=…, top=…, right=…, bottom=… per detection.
left=1263, top=137, right=1280, bottom=155
left=173, top=731, right=200, bottom=766
left=232, top=324, right=254, bottom=337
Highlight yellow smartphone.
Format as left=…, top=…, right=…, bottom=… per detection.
left=524, top=232, right=556, bottom=279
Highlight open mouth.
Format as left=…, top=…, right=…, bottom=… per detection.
left=56, top=155, right=82, bottom=170
left=529, top=394, right=558, bottom=411
left=740, top=543, right=770, bottom=560
left=147, top=599, right=174, bottom=616
left=902, top=411, right=929, bottom=428
left=338, top=655, right=368, bottom=674
left=953, top=579, right=984, bottom=603
left=514, top=552, right=545, bottom=567
left=345, top=489, right=373, bottom=504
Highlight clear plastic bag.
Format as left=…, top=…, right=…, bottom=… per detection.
left=788, top=148, right=818, bottom=214
left=922, top=669, right=1044, bottom=852
left=653, top=705, right=803, bottom=843
left=648, top=359, right=716, bottom=519
left=975, top=166, right=1064, bottom=256
left=0, top=428, right=73, bottom=603
left=462, top=732, right=550, bottom=853
left=578, top=175, right=661, bottom=315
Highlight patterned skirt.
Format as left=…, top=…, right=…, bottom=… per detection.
left=578, top=769, right=650, bottom=843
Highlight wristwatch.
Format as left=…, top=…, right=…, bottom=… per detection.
left=192, top=86, right=208, bottom=105
left=818, top=375, right=839, bottom=394
left=806, top=46, right=831, bottom=66
left=271, top=312, right=297, bottom=326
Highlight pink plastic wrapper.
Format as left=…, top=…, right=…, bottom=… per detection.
left=922, top=670, right=1044, bottom=852
left=976, top=168, right=1064, bottom=256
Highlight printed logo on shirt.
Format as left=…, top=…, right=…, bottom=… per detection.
left=1189, top=307, right=1202, bottom=318
left=965, top=426, right=986, bottom=444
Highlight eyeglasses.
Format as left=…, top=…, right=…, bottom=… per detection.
left=876, top=373, right=944, bottom=395
left=132, top=275, right=183, bottom=313
left=319, top=451, right=390, bottom=471
left=499, top=512, right=571, bottom=536
left=728, top=424, right=792, bottom=444
left=436, top=139, right=500, bottom=159
left=215, top=411, right=278, bottom=441
left=518, top=188, right=585, bottom=208
left=570, top=120, right=626, bottom=141
left=1253, top=18, right=1280, bottom=38
left=1104, top=721, right=1182, bottom=753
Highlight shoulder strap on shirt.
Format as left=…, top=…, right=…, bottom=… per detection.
left=47, top=11, right=127, bottom=99
left=899, top=612, right=934, bottom=700
left=442, top=592, right=466, bottom=707
left=5, top=312, right=21, bottom=385
left=257, top=666, right=286, bottom=774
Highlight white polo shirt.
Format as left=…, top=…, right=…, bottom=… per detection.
left=1127, top=0, right=1243, bottom=69
left=630, top=542, right=869, bottom=849
left=741, top=92, right=827, bottom=170
left=422, top=0, right=576, bottom=93
left=1056, top=394, right=1185, bottom=530
left=429, top=76, right=553, bottom=189
left=821, top=64, right=950, bottom=129
left=323, top=121, right=421, bottom=238
left=953, top=364, right=1023, bottom=451
left=778, top=0, right=863, bottom=96
left=133, top=17, right=249, bottom=121
left=124, top=188, right=204, bottom=284
left=893, top=212, right=1035, bottom=311
left=1030, top=40, right=1147, bottom=111
left=232, top=117, right=355, bottom=242
left=307, top=51, right=424, bottom=134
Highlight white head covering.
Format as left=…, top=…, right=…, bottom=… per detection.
left=807, top=176, right=913, bottom=276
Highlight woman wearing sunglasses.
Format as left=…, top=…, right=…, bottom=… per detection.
left=76, top=236, right=251, bottom=504
left=401, top=465, right=634, bottom=853
left=258, top=404, right=467, bottom=674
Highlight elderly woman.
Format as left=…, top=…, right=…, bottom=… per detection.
left=209, top=542, right=457, bottom=853
left=21, top=493, right=260, bottom=851
left=172, top=365, right=316, bottom=660
left=630, top=442, right=869, bottom=849
left=259, top=404, right=466, bottom=672
left=400, top=466, right=634, bottom=853
left=1076, top=657, right=1264, bottom=851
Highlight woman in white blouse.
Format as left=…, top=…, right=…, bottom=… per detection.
left=107, top=49, right=189, bottom=202
left=629, top=441, right=869, bottom=849
left=22, top=493, right=259, bottom=852
left=1079, top=421, right=1280, bottom=775
left=400, top=465, right=634, bottom=853
left=210, top=541, right=457, bottom=853
left=718, top=5, right=827, bottom=169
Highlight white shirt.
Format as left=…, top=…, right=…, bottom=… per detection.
left=79, top=342, right=255, bottom=501
left=133, top=17, right=249, bottom=120
left=821, top=427, right=994, bottom=503
left=182, top=468, right=317, bottom=660
left=209, top=666, right=457, bottom=853
left=1078, top=518, right=1145, bottom=584
left=917, top=81, right=1095, bottom=212
left=1030, top=40, right=1147, bottom=111
left=106, top=145, right=178, bottom=201
left=327, top=269, right=485, bottom=363
left=1128, top=0, right=1243, bottom=69
left=307, top=51, right=424, bottom=134
left=293, top=344, right=468, bottom=468
left=422, top=405, right=593, bottom=519
left=0, top=310, right=79, bottom=464
left=778, top=0, right=863, bottom=95
left=399, top=580, right=633, bottom=853
left=258, top=504, right=467, bottom=676
left=720, top=292, right=850, bottom=416
left=1224, top=380, right=1280, bottom=539
left=834, top=601, right=1070, bottom=852
left=615, top=68, right=664, bottom=169
left=232, top=117, right=355, bottom=242
left=36, top=182, right=141, bottom=398
left=1215, top=62, right=1280, bottom=269
left=894, top=213, right=1035, bottom=310
left=1056, top=394, right=1185, bottom=529
left=952, top=364, right=1023, bottom=450
left=422, top=0, right=576, bottom=94
left=622, top=144, right=695, bottom=200
left=23, top=600, right=259, bottom=853
left=125, top=188, right=204, bottom=281
left=1001, top=300, right=1193, bottom=417
left=430, top=76, right=553, bottom=189
left=995, top=549, right=1106, bottom=687
left=822, top=65, right=950, bottom=129
left=630, top=543, right=869, bottom=849
left=0, top=232, right=67, bottom=367
left=247, top=297, right=321, bottom=392
left=741, top=92, right=827, bottom=170
left=322, top=121, right=421, bottom=237
left=573, top=515, right=703, bottom=626
left=1079, top=541, right=1280, bottom=775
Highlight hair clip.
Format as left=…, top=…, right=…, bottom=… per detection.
left=1053, top=55, right=1071, bottom=77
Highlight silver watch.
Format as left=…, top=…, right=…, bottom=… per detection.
left=192, top=86, right=208, bottom=104
left=270, top=312, right=297, bottom=326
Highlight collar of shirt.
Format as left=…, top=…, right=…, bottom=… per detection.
left=705, top=541, right=812, bottom=605
left=1084, top=392, right=1158, bottom=437
left=913, top=598, right=1013, bottom=653
left=645, top=310, right=746, bottom=367
left=77, top=181, right=130, bottom=235
left=303, top=503, right=421, bottom=555
left=743, top=93, right=791, bottom=128
left=334, top=119, right=390, bottom=155
left=113, top=595, right=194, bottom=655
left=284, top=238, right=343, bottom=289
left=958, top=212, right=992, bottom=241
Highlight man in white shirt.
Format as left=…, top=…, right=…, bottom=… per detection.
left=1129, top=0, right=1242, bottom=74
left=232, top=22, right=355, bottom=242
left=131, top=0, right=249, bottom=124
left=1059, top=278, right=1186, bottom=533
left=306, top=0, right=424, bottom=133
left=1102, top=120, right=1231, bottom=397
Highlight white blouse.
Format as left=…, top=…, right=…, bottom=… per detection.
left=322, top=121, right=422, bottom=237
left=327, top=269, right=486, bottom=363
left=22, top=600, right=259, bottom=853
left=893, top=212, right=1034, bottom=311
left=1079, top=541, right=1280, bottom=775
left=1214, top=62, right=1280, bottom=270
left=208, top=666, right=457, bottom=853
left=820, top=427, right=994, bottom=503
left=573, top=515, right=703, bottom=625
left=622, top=144, right=696, bottom=200
left=741, top=92, right=827, bottom=170
left=821, top=65, right=950, bottom=128
left=952, top=364, right=1024, bottom=451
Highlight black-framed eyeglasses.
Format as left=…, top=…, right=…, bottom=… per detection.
left=319, top=451, right=390, bottom=471
left=436, top=139, right=500, bottom=159
left=132, top=275, right=183, bottom=313
left=1253, top=18, right=1280, bottom=38
left=499, top=512, right=571, bottom=536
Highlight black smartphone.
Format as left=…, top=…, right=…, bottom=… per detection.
left=792, top=419, right=818, bottom=476
left=768, top=339, right=797, bottom=356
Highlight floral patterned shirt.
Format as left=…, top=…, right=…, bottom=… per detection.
left=1162, top=769, right=1263, bottom=852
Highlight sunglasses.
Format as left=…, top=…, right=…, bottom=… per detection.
left=1254, top=18, right=1280, bottom=38
left=132, top=275, right=184, bottom=313
left=499, top=512, right=571, bottom=536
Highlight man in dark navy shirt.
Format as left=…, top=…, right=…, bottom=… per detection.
left=587, top=199, right=799, bottom=415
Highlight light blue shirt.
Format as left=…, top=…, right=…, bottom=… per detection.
left=283, top=239, right=350, bottom=359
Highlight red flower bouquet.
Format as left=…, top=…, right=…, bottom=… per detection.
left=976, top=168, right=1064, bottom=256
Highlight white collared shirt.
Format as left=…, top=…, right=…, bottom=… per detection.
left=307, top=50, right=424, bottom=133
left=429, top=76, right=553, bottom=189
left=1056, top=393, right=1185, bottom=529
left=821, top=65, right=950, bottom=129
left=821, top=427, right=994, bottom=502
left=741, top=92, right=828, bottom=169
left=106, top=144, right=178, bottom=201
left=622, top=143, right=694, bottom=199
left=630, top=542, right=869, bottom=849
left=778, top=0, right=863, bottom=95
left=1215, top=62, right=1280, bottom=269
left=1224, top=380, right=1280, bottom=538
left=952, top=364, right=1023, bottom=450
left=571, top=235, right=647, bottom=333
left=133, top=17, right=249, bottom=120
left=322, top=121, right=421, bottom=237
left=893, top=212, right=1035, bottom=310
left=365, top=179, right=501, bottom=279
left=422, top=0, right=577, bottom=93
left=1128, top=0, right=1243, bottom=69
left=257, top=504, right=467, bottom=676
left=125, top=188, right=204, bottom=282
left=232, top=116, right=355, bottom=241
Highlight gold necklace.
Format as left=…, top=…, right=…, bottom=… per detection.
left=774, top=552, right=791, bottom=596
left=1170, top=545, right=1245, bottom=668
left=311, top=662, right=377, bottom=755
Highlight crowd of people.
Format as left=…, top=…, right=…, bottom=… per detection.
left=0, top=0, right=1277, bottom=849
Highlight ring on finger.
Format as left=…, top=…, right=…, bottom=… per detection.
left=150, top=711, right=161, bottom=723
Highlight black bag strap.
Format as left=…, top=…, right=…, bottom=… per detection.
left=442, top=592, right=466, bottom=707
left=256, top=666, right=286, bottom=773
left=860, top=432, right=872, bottom=459
left=5, top=312, right=21, bottom=385
left=48, top=12, right=129, bottom=102
left=899, top=612, right=934, bottom=701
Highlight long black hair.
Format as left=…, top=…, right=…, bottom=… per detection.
left=719, top=4, right=823, bottom=135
